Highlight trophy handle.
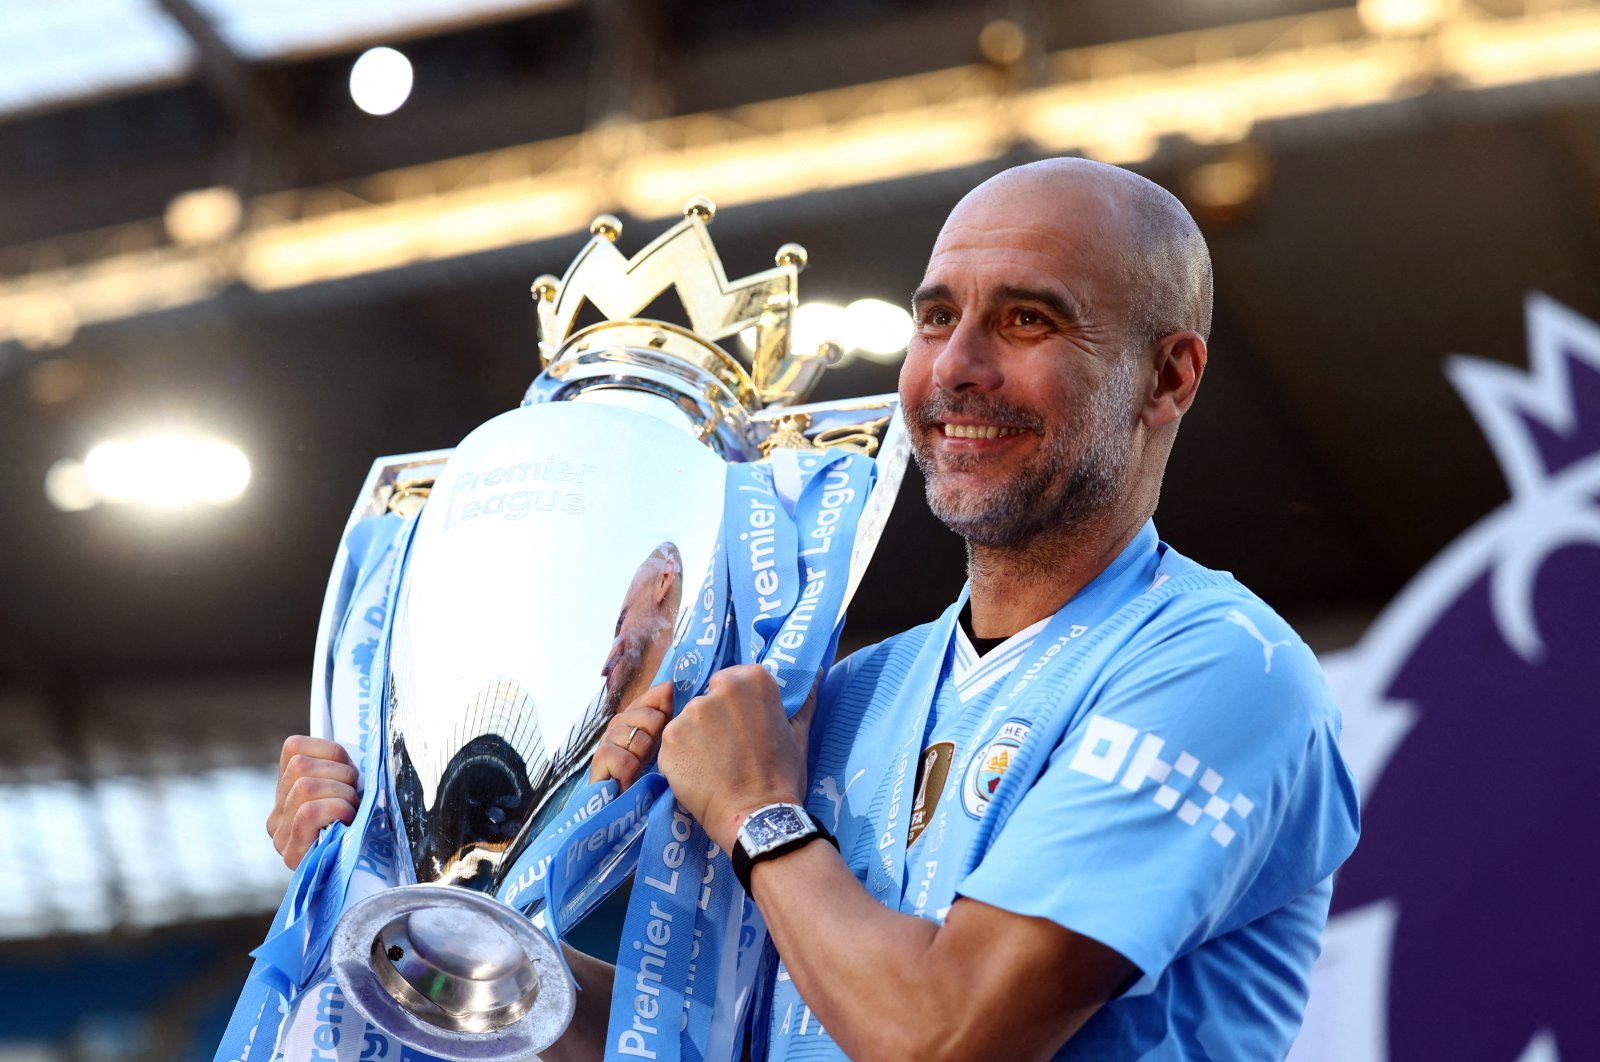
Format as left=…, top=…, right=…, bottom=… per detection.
left=308, top=450, right=451, bottom=756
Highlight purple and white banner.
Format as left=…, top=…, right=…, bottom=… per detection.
left=1294, top=294, right=1600, bottom=1062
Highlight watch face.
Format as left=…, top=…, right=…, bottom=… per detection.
left=745, top=805, right=808, bottom=850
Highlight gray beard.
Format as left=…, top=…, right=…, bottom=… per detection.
left=910, top=365, right=1137, bottom=550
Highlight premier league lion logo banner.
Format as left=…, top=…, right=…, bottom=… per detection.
left=214, top=199, right=909, bottom=1062
left=1291, top=294, right=1600, bottom=1062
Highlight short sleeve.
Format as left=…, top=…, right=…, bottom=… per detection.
left=956, top=593, right=1360, bottom=994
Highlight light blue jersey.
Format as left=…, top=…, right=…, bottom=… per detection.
left=766, top=523, right=1360, bottom=1060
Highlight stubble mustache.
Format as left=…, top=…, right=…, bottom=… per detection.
left=907, top=394, right=1043, bottom=457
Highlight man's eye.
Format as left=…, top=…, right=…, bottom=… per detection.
left=922, top=307, right=955, bottom=328
left=1013, top=309, right=1047, bottom=327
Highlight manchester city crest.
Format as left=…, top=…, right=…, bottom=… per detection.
left=963, top=721, right=1031, bottom=818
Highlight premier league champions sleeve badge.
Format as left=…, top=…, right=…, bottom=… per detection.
left=215, top=198, right=909, bottom=1062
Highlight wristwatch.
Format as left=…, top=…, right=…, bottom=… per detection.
left=731, top=802, right=837, bottom=894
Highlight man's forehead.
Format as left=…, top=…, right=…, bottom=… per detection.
left=942, top=183, right=1121, bottom=246
left=918, top=223, right=1114, bottom=307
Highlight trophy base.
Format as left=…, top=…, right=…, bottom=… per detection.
left=331, top=884, right=576, bottom=1061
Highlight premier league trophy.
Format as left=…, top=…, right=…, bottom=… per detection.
left=216, top=198, right=908, bottom=1062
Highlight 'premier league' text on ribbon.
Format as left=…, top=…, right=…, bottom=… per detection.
left=739, top=478, right=786, bottom=621
left=762, top=571, right=826, bottom=690
left=621, top=804, right=708, bottom=1060
left=798, top=466, right=856, bottom=557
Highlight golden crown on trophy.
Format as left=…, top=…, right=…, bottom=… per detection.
left=528, top=197, right=842, bottom=415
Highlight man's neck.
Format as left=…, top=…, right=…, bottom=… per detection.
left=963, top=512, right=1147, bottom=639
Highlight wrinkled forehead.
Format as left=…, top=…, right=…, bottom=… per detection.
left=923, top=176, right=1132, bottom=293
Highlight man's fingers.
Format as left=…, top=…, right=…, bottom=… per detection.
left=286, top=775, right=358, bottom=812
left=792, top=668, right=824, bottom=727
left=281, top=754, right=359, bottom=790
left=273, top=737, right=357, bottom=829
left=274, top=797, right=356, bottom=870
left=268, top=762, right=357, bottom=827
left=625, top=680, right=676, bottom=719
left=588, top=703, right=667, bottom=787
left=617, top=723, right=654, bottom=757
left=788, top=667, right=825, bottom=751
left=279, top=734, right=351, bottom=774
left=589, top=743, right=642, bottom=789
left=270, top=753, right=359, bottom=833
left=616, top=702, right=669, bottom=743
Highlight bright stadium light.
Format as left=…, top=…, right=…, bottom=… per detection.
left=1359, top=0, right=1459, bottom=35
left=165, top=186, right=243, bottom=246
left=843, top=298, right=912, bottom=361
left=738, top=299, right=911, bottom=364
left=66, top=434, right=252, bottom=510
left=44, top=459, right=97, bottom=512
left=790, top=302, right=848, bottom=360
left=349, top=47, right=413, bottom=116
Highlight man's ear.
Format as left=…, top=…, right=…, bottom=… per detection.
left=655, top=569, right=675, bottom=606
left=1142, top=330, right=1206, bottom=429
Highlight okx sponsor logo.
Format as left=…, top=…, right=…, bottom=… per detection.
left=1067, top=716, right=1255, bottom=847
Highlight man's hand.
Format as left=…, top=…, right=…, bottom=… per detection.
left=267, top=735, right=358, bottom=870
left=657, top=664, right=816, bottom=853
left=588, top=681, right=673, bottom=790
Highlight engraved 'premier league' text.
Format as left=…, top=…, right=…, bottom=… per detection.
left=443, top=456, right=596, bottom=529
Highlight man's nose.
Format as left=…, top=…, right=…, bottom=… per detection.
left=931, top=318, right=1003, bottom=393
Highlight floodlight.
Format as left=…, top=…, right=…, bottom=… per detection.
left=350, top=47, right=414, bottom=116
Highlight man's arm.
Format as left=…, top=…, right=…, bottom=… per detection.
left=659, top=666, right=1136, bottom=1062
left=753, top=841, right=1134, bottom=1062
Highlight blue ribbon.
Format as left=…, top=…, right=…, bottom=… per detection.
left=603, top=449, right=877, bottom=1062
left=212, top=512, right=417, bottom=1062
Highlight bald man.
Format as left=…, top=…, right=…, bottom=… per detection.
left=590, top=159, right=1361, bottom=1060
left=274, top=159, right=1359, bottom=1060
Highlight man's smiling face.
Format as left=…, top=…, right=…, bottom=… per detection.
left=899, top=171, right=1146, bottom=549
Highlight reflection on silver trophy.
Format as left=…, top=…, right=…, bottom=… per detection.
left=316, top=197, right=909, bottom=1060
left=389, top=541, right=684, bottom=888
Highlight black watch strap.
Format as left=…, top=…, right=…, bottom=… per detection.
left=731, top=811, right=838, bottom=894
